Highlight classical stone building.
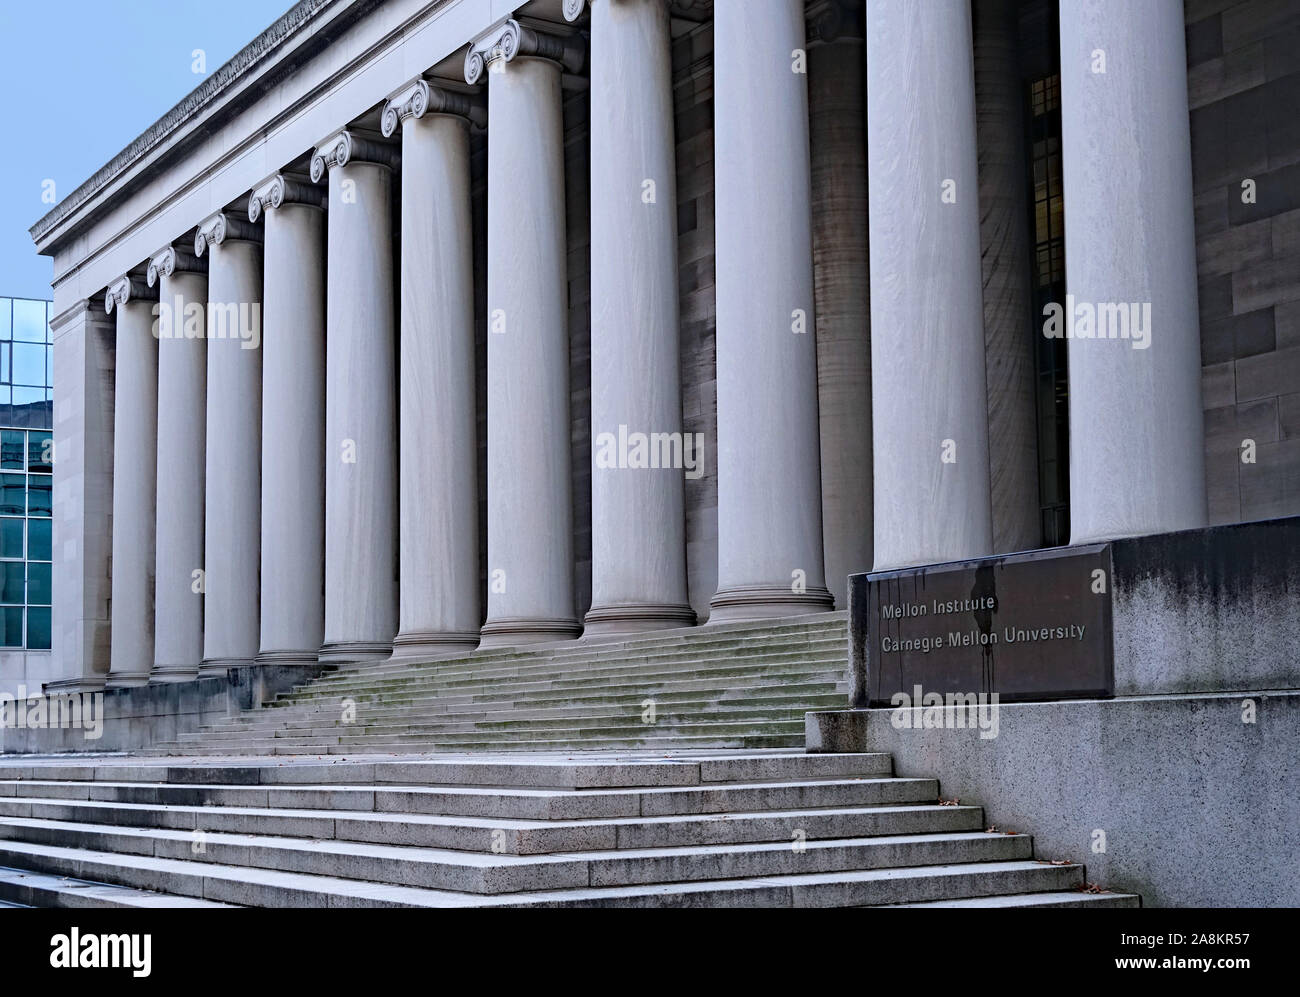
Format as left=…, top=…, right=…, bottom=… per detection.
left=21, top=0, right=1300, bottom=688
left=4, top=0, right=1299, bottom=910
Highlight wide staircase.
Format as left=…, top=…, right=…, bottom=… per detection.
left=149, top=614, right=851, bottom=756
left=0, top=751, right=1138, bottom=907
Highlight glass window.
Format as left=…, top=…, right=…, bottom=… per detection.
left=27, top=518, right=50, bottom=561
left=0, top=474, right=23, bottom=515
left=26, top=562, right=50, bottom=606
left=0, top=430, right=22, bottom=469
left=28, top=432, right=52, bottom=473
left=12, top=342, right=45, bottom=385
left=0, top=562, right=23, bottom=604
left=27, top=476, right=51, bottom=518
left=12, top=300, right=47, bottom=343
left=11, top=386, right=42, bottom=408
left=0, top=518, right=22, bottom=559
left=0, top=343, right=9, bottom=384
left=0, top=607, right=21, bottom=647
left=0, top=299, right=10, bottom=341
left=26, top=607, right=50, bottom=650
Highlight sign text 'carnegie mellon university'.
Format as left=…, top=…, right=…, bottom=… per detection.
left=857, top=544, right=1114, bottom=706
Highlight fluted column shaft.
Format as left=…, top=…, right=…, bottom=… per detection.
left=149, top=249, right=207, bottom=681
left=384, top=82, right=482, bottom=658
left=196, top=215, right=262, bottom=675
left=710, top=0, right=831, bottom=621
left=1061, top=0, right=1206, bottom=542
left=579, top=0, right=694, bottom=635
left=867, top=0, right=993, bottom=570
left=105, top=279, right=158, bottom=687
left=251, top=177, right=326, bottom=665
left=313, top=133, right=399, bottom=662
left=468, top=22, right=582, bottom=646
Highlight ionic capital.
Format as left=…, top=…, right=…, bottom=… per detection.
left=194, top=211, right=262, bottom=257
left=562, top=0, right=673, bottom=22
left=146, top=244, right=205, bottom=287
left=248, top=173, right=322, bottom=222
left=381, top=78, right=487, bottom=137
left=464, top=18, right=585, bottom=84
left=309, top=129, right=399, bottom=183
left=104, top=274, right=157, bottom=314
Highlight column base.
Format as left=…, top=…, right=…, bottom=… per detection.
left=317, top=640, right=393, bottom=665
left=708, top=583, right=835, bottom=624
left=197, top=656, right=255, bottom=679
left=478, top=617, right=582, bottom=649
left=44, top=675, right=109, bottom=695
left=581, top=603, right=697, bottom=640
left=255, top=649, right=324, bottom=667
left=388, top=630, right=481, bottom=663
left=104, top=672, right=151, bottom=690
left=149, top=664, right=200, bottom=684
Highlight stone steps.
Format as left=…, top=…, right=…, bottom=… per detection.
left=202, top=689, right=848, bottom=732
left=0, top=864, right=236, bottom=908
left=275, top=657, right=845, bottom=704
left=890, top=891, right=1141, bottom=908
left=0, top=751, right=1139, bottom=908
left=154, top=615, right=852, bottom=755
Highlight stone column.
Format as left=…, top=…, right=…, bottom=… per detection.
left=147, top=245, right=207, bottom=682
left=867, top=0, right=993, bottom=570
left=975, top=0, right=1040, bottom=555
left=47, top=299, right=116, bottom=693
left=104, top=277, right=158, bottom=688
left=310, top=131, right=399, bottom=663
left=565, top=0, right=695, bottom=636
left=1060, top=0, right=1206, bottom=542
left=466, top=20, right=585, bottom=646
left=808, top=1, right=871, bottom=608
left=248, top=174, right=326, bottom=666
left=381, top=80, right=484, bottom=660
left=710, top=0, right=832, bottom=621
left=194, top=212, right=263, bottom=676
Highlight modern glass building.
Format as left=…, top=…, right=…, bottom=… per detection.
left=0, top=296, right=54, bottom=651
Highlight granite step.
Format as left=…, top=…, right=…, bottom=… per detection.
left=0, top=839, right=1094, bottom=908
left=890, top=890, right=1142, bottom=908
left=0, top=864, right=236, bottom=908
left=0, top=797, right=987, bottom=854
left=0, top=775, right=940, bottom=819
left=0, top=818, right=1036, bottom=894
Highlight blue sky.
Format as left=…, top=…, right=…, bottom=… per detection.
left=0, top=0, right=295, bottom=301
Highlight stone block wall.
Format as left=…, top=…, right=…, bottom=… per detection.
left=1187, top=0, right=1300, bottom=523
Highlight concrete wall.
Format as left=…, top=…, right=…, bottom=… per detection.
left=808, top=691, right=1299, bottom=907
left=0, top=663, right=324, bottom=754
left=0, top=651, right=52, bottom=701
left=1188, top=0, right=1300, bottom=522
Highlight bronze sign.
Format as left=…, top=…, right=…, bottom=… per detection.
left=859, top=544, right=1114, bottom=705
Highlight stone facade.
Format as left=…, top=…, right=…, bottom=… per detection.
left=1188, top=0, right=1300, bottom=524
left=24, top=0, right=1300, bottom=693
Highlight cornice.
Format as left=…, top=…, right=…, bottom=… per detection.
left=464, top=18, right=585, bottom=85
left=248, top=173, right=324, bottom=222
left=380, top=77, right=486, bottom=136
left=309, top=129, right=400, bottom=182
left=194, top=211, right=263, bottom=257
left=104, top=275, right=157, bottom=315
